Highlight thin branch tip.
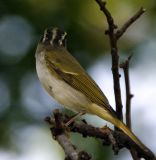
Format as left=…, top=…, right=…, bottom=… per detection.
left=116, top=7, right=146, bottom=39
left=120, top=55, right=132, bottom=69
left=128, top=54, right=133, bottom=60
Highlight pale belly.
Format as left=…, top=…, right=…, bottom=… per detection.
left=36, top=53, right=90, bottom=112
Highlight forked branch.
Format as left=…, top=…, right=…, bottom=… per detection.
left=46, top=1, right=155, bottom=160
left=46, top=110, right=155, bottom=160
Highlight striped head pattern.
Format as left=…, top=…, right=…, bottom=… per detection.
left=40, top=27, right=67, bottom=48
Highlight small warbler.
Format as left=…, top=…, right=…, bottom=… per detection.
left=35, top=27, right=148, bottom=152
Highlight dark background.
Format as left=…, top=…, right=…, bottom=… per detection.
left=0, top=0, right=156, bottom=159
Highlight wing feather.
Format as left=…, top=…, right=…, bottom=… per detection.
left=45, top=49, right=116, bottom=115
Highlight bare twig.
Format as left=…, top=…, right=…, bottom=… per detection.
left=94, top=1, right=155, bottom=160
left=46, top=109, right=91, bottom=160
left=95, top=0, right=123, bottom=121
left=116, top=7, right=146, bottom=39
left=130, top=150, right=140, bottom=160
left=72, top=122, right=119, bottom=154
left=120, top=56, right=139, bottom=159
left=45, top=110, right=155, bottom=160
left=120, top=55, right=133, bottom=129
left=95, top=0, right=117, bottom=30
left=70, top=119, right=155, bottom=159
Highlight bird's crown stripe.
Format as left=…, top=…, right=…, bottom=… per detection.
left=42, top=27, right=67, bottom=47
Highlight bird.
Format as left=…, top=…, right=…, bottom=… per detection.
left=35, top=27, right=148, bottom=152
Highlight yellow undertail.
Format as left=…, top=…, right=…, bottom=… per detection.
left=90, top=104, right=148, bottom=152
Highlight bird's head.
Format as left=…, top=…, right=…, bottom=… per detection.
left=40, top=27, right=67, bottom=48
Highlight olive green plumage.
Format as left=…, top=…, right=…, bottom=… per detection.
left=35, top=27, right=148, bottom=152
left=45, top=47, right=116, bottom=114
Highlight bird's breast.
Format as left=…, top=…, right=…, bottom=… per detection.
left=36, top=52, right=90, bottom=112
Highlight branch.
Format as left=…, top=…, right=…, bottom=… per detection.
left=70, top=119, right=155, bottom=159
left=94, top=2, right=155, bottom=160
left=95, top=0, right=123, bottom=121
left=45, top=109, right=91, bottom=160
left=120, top=55, right=133, bottom=129
left=116, top=7, right=146, bottom=39
left=95, top=0, right=117, bottom=31
left=120, top=56, right=139, bottom=159
left=130, top=150, right=140, bottom=160
left=45, top=110, right=155, bottom=160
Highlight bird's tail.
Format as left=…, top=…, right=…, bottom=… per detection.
left=90, top=104, right=148, bottom=152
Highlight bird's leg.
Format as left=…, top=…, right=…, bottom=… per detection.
left=65, top=112, right=85, bottom=126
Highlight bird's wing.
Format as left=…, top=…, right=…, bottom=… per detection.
left=45, top=49, right=116, bottom=115
left=45, top=48, right=83, bottom=75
